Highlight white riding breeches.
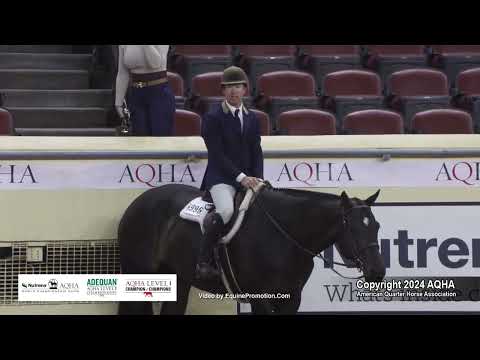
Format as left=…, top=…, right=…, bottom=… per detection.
left=210, top=183, right=236, bottom=224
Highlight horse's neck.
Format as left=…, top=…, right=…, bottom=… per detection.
left=261, top=190, right=342, bottom=254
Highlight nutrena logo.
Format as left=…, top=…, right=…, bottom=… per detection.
left=322, top=230, right=480, bottom=269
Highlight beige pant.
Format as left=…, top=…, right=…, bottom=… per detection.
left=210, top=183, right=236, bottom=224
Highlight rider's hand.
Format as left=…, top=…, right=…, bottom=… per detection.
left=115, top=105, right=124, bottom=119
left=241, top=176, right=260, bottom=189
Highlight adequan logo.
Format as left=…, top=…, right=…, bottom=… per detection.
left=86, top=278, right=117, bottom=297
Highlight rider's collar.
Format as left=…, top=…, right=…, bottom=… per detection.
left=222, top=101, right=249, bottom=115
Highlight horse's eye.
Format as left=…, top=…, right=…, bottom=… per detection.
left=363, top=217, right=369, bottom=226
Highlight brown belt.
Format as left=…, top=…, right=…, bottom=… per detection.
left=131, top=77, right=168, bottom=88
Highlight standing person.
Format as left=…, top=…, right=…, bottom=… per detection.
left=196, top=66, right=264, bottom=279
left=115, top=45, right=175, bottom=136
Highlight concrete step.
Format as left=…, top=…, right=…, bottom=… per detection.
left=15, top=127, right=117, bottom=136
left=0, top=69, right=89, bottom=89
left=0, top=45, right=74, bottom=53
left=7, top=107, right=107, bottom=128
left=1, top=89, right=113, bottom=107
left=0, top=53, right=92, bottom=70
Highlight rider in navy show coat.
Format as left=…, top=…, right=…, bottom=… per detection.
left=201, top=101, right=263, bottom=192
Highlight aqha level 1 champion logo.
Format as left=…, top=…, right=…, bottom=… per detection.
left=125, top=279, right=173, bottom=298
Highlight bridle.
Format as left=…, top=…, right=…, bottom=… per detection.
left=337, top=206, right=380, bottom=278
left=253, top=189, right=379, bottom=280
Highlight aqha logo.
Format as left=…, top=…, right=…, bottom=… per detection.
left=118, top=163, right=197, bottom=188
left=0, top=165, right=37, bottom=184
left=435, top=162, right=480, bottom=186
left=275, top=162, right=353, bottom=186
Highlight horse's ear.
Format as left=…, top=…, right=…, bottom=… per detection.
left=340, top=191, right=353, bottom=209
left=365, top=189, right=380, bottom=206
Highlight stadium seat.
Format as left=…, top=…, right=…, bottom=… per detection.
left=296, top=45, right=361, bottom=93
left=255, top=70, right=319, bottom=130
left=168, top=45, right=233, bottom=94
left=173, top=109, right=201, bottom=136
left=321, top=69, right=384, bottom=129
left=234, top=45, right=296, bottom=94
left=386, top=68, right=450, bottom=131
left=187, top=72, right=252, bottom=115
left=428, top=45, right=480, bottom=84
left=343, top=109, right=404, bottom=134
left=0, top=108, right=14, bottom=135
left=167, top=72, right=185, bottom=109
left=411, top=109, right=473, bottom=134
left=277, top=109, right=336, bottom=135
left=451, top=68, right=480, bottom=131
left=250, top=109, right=271, bottom=136
left=361, top=45, right=428, bottom=83
left=192, top=72, right=224, bottom=97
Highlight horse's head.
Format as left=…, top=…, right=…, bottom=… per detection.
left=335, top=190, right=386, bottom=282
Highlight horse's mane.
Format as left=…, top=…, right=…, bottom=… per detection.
left=262, top=186, right=341, bottom=208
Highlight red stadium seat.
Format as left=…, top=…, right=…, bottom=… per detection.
left=236, top=45, right=296, bottom=57
left=431, top=45, right=480, bottom=55
left=191, top=72, right=224, bottom=97
left=300, top=45, right=359, bottom=56
left=167, top=72, right=184, bottom=97
left=321, top=70, right=384, bottom=129
left=234, top=45, right=296, bottom=94
left=428, top=45, right=480, bottom=84
left=187, top=72, right=252, bottom=115
left=277, top=109, right=336, bottom=135
left=173, top=45, right=231, bottom=56
left=168, top=45, right=233, bottom=94
left=255, top=71, right=318, bottom=130
left=387, top=68, right=450, bottom=130
left=343, top=109, right=404, bottom=134
left=173, top=109, right=201, bottom=136
left=389, top=68, right=448, bottom=96
left=366, top=45, right=426, bottom=56
left=296, top=45, right=361, bottom=93
left=250, top=109, right=271, bottom=136
left=167, top=71, right=185, bottom=109
left=323, top=69, right=381, bottom=96
left=257, top=70, right=315, bottom=97
left=362, top=45, right=428, bottom=81
left=452, top=68, right=480, bottom=131
left=0, top=108, right=14, bottom=135
left=412, top=109, right=473, bottom=134
left=456, top=67, right=480, bottom=95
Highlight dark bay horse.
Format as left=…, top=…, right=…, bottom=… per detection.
left=118, top=183, right=386, bottom=315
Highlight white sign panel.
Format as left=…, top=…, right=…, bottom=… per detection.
left=18, top=274, right=177, bottom=302
left=2, top=158, right=480, bottom=190
left=240, top=204, right=480, bottom=313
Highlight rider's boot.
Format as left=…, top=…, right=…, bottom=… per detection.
left=195, top=212, right=225, bottom=280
